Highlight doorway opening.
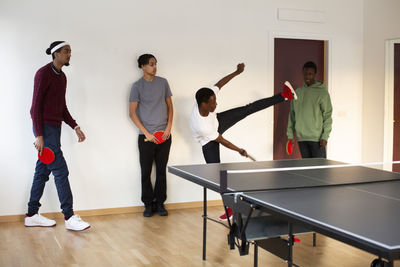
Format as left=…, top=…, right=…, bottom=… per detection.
left=273, top=38, right=328, bottom=160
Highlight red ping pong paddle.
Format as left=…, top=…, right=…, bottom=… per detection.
left=286, top=140, right=293, bottom=155
left=38, top=147, right=55, bottom=164
left=144, top=130, right=166, bottom=144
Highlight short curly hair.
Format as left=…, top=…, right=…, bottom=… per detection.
left=303, top=61, right=317, bottom=73
left=138, top=54, right=156, bottom=68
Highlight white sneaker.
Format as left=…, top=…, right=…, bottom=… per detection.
left=25, top=214, right=56, bottom=227
left=65, top=215, right=90, bottom=231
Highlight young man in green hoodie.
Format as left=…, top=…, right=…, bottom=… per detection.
left=287, top=61, right=332, bottom=158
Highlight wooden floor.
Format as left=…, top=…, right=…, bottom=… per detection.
left=0, top=206, right=398, bottom=267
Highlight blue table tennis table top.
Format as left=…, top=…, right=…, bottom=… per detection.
left=168, top=158, right=400, bottom=261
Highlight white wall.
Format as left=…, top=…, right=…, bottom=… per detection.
left=0, top=0, right=365, bottom=216
left=362, top=0, right=400, bottom=163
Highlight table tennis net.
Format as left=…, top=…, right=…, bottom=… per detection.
left=219, top=162, right=400, bottom=193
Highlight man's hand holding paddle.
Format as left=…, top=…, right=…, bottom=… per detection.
left=144, top=131, right=158, bottom=144
left=144, top=128, right=170, bottom=144
left=215, top=134, right=255, bottom=161
left=162, top=126, right=171, bottom=142
left=34, top=136, right=44, bottom=155
left=239, top=149, right=248, bottom=158
left=35, top=126, right=86, bottom=164
left=34, top=136, right=55, bottom=164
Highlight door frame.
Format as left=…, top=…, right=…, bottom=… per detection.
left=268, top=31, right=333, bottom=158
left=383, top=38, right=400, bottom=170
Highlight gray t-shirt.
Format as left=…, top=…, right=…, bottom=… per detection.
left=129, top=76, right=172, bottom=134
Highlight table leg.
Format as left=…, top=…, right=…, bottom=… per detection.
left=288, top=222, right=293, bottom=267
left=202, top=187, right=207, bottom=260
left=313, top=232, right=316, bottom=247
left=254, top=242, right=258, bottom=267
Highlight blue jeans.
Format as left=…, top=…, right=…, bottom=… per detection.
left=28, top=125, right=74, bottom=219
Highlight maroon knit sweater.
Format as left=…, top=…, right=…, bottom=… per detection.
left=30, top=63, right=77, bottom=136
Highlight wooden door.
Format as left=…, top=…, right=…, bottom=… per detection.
left=273, top=38, right=325, bottom=160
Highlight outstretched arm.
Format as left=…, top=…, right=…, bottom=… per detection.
left=215, top=134, right=248, bottom=158
left=214, top=63, right=245, bottom=90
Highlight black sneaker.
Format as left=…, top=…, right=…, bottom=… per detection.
left=157, top=204, right=168, bottom=216
left=151, top=201, right=157, bottom=212
left=143, top=205, right=153, bottom=217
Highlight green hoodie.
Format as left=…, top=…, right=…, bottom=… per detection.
left=287, top=81, right=332, bottom=142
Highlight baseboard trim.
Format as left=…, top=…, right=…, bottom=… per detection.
left=0, top=200, right=223, bottom=223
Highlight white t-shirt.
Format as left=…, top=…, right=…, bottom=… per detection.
left=189, top=86, right=220, bottom=146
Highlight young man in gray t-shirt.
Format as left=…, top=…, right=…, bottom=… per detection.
left=129, top=54, right=173, bottom=217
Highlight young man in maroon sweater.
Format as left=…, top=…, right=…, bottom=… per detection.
left=26, top=41, right=90, bottom=231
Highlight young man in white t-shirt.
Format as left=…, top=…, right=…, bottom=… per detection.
left=189, top=63, right=296, bottom=220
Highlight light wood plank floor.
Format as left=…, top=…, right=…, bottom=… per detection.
left=0, top=206, right=398, bottom=267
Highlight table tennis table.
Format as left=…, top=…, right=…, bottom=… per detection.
left=168, top=158, right=400, bottom=267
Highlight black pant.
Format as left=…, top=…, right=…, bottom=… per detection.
left=202, top=94, right=284, bottom=163
left=138, top=135, right=171, bottom=205
left=298, top=141, right=326, bottom=158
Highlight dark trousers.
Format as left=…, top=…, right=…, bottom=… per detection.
left=138, top=135, right=172, bottom=206
left=28, top=125, right=74, bottom=219
left=298, top=141, right=326, bottom=158
left=202, top=94, right=284, bottom=163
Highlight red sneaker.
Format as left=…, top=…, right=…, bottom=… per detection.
left=218, top=207, right=233, bottom=221
left=281, top=81, right=297, bottom=101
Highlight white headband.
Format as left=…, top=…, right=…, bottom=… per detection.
left=50, top=42, right=70, bottom=54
